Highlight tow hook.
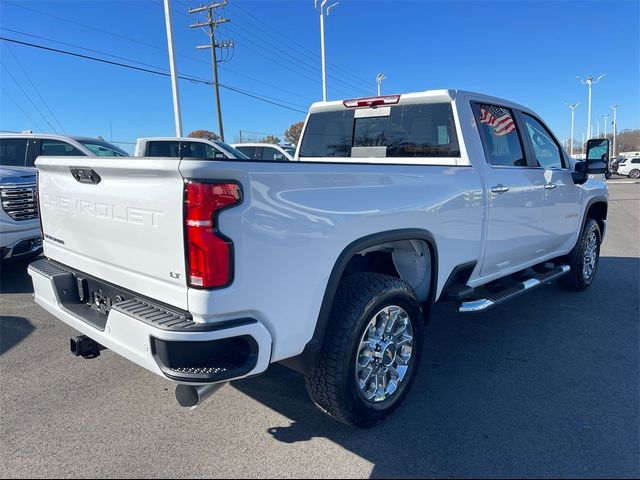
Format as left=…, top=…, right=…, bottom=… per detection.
left=70, top=335, right=106, bottom=359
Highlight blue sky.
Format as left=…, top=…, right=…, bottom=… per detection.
left=1, top=0, right=638, bottom=152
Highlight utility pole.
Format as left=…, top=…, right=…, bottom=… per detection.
left=577, top=74, right=605, bottom=140
left=596, top=119, right=600, bottom=139
left=582, top=131, right=586, bottom=155
left=164, top=0, right=183, bottom=137
left=566, top=102, right=580, bottom=156
left=376, top=73, right=386, bottom=96
left=610, top=104, right=618, bottom=156
left=190, top=1, right=233, bottom=142
left=315, top=0, right=339, bottom=101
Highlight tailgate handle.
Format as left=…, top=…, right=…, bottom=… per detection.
left=70, top=168, right=101, bottom=185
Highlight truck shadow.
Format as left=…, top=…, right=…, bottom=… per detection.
left=0, top=256, right=38, bottom=294
left=0, top=316, right=35, bottom=356
left=232, top=256, right=640, bottom=477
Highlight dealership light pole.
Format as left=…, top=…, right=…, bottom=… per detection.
left=567, top=102, right=580, bottom=156
left=163, top=0, right=183, bottom=137
left=315, top=0, right=339, bottom=101
left=577, top=74, right=605, bottom=140
left=602, top=114, right=610, bottom=140
left=610, top=104, right=618, bottom=156
left=376, top=73, right=386, bottom=96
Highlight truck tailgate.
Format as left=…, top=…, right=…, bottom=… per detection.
left=36, top=157, right=188, bottom=310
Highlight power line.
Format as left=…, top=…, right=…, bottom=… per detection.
left=1, top=61, right=59, bottom=133
left=157, top=0, right=363, bottom=97
left=227, top=0, right=372, bottom=91
left=2, top=27, right=315, bottom=103
left=4, top=0, right=209, bottom=67
left=4, top=43, right=66, bottom=133
left=1, top=86, right=45, bottom=131
left=0, top=36, right=308, bottom=114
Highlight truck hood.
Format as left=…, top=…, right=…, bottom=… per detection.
left=0, top=166, right=37, bottom=185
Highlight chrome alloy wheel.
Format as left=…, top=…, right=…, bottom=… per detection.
left=355, top=305, right=414, bottom=403
left=583, top=231, right=598, bottom=281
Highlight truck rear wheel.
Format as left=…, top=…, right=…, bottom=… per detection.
left=558, top=218, right=601, bottom=291
left=305, top=272, right=425, bottom=428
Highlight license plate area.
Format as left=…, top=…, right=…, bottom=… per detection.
left=52, top=272, right=132, bottom=332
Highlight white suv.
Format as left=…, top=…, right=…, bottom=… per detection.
left=617, top=157, right=640, bottom=179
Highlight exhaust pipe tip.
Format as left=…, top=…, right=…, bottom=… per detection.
left=175, top=383, right=226, bottom=408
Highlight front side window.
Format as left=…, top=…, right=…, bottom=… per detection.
left=522, top=113, right=564, bottom=169
left=40, top=140, right=85, bottom=157
left=0, top=138, right=29, bottom=166
left=474, top=103, right=525, bottom=167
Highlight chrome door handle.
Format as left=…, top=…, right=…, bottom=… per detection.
left=544, top=183, right=557, bottom=190
left=491, top=184, right=509, bottom=194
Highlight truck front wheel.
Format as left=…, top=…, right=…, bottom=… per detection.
left=305, top=272, right=425, bottom=428
left=558, top=218, right=602, bottom=291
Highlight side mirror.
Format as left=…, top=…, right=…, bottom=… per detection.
left=214, top=151, right=227, bottom=159
left=273, top=154, right=285, bottom=161
left=585, top=138, right=609, bottom=174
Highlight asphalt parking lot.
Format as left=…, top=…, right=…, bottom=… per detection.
left=1, top=182, right=638, bottom=479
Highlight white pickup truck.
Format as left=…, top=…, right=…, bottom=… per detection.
left=29, top=90, right=609, bottom=427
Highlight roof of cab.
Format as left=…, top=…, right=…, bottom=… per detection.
left=308, top=89, right=534, bottom=116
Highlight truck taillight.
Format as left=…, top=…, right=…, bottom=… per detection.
left=184, top=182, right=241, bottom=289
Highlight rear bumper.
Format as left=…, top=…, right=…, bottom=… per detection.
left=28, top=258, right=272, bottom=384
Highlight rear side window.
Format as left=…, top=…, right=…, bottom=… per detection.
left=260, top=147, right=282, bottom=160
left=299, top=103, right=460, bottom=158
left=0, top=138, right=28, bottom=166
left=147, top=141, right=180, bottom=157
left=40, top=140, right=85, bottom=157
left=473, top=103, right=525, bottom=167
left=181, top=141, right=220, bottom=158
left=632, top=158, right=640, bottom=164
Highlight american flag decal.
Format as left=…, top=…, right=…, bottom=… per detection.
left=480, top=105, right=516, bottom=136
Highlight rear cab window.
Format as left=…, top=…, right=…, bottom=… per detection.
left=299, top=102, right=460, bottom=160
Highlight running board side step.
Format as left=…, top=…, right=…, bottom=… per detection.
left=458, top=265, right=571, bottom=313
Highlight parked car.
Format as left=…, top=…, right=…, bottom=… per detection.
left=28, top=90, right=608, bottom=427
left=0, top=134, right=128, bottom=262
left=135, top=137, right=249, bottom=160
left=231, top=142, right=294, bottom=161
left=617, top=157, right=640, bottom=178
left=0, top=133, right=129, bottom=167
left=0, top=166, right=40, bottom=261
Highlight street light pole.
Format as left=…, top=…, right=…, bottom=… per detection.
left=315, top=0, right=339, bottom=102
left=602, top=114, right=610, bottom=140
left=376, top=73, right=386, bottom=96
left=566, top=102, right=580, bottom=156
left=577, top=74, right=605, bottom=140
left=596, top=119, right=600, bottom=139
left=163, top=0, right=183, bottom=137
left=610, top=104, right=618, bottom=156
